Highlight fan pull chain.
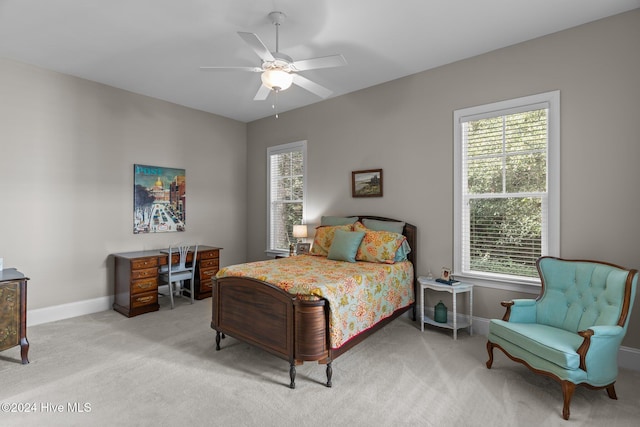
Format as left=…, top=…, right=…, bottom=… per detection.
left=272, top=89, right=280, bottom=118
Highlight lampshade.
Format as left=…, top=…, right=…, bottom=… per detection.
left=293, top=224, right=308, bottom=239
left=261, top=68, right=293, bottom=91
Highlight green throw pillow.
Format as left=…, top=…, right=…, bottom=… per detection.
left=327, top=230, right=365, bottom=262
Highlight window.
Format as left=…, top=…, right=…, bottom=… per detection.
left=454, top=91, right=559, bottom=284
left=267, top=140, right=307, bottom=253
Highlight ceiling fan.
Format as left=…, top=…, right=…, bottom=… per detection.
left=200, top=11, right=347, bottom=101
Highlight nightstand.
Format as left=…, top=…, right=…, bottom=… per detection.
left=417, top=276, right=473, bottom=340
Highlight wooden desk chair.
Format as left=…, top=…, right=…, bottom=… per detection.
left=158, top=244, right=198, bottom=309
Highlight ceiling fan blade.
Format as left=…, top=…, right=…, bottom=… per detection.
left=200, top=66, right=262, bottom=72
left=292, top=74, right=333, bottom=98
left=292, top=54, right=347, bottom=71
left=253, top=84, right=271, bottom=101
left=238, top=32, right=275, bottom=63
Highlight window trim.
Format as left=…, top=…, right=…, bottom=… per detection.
left=266, top=140, right=307, bottom=256
left=453, top=91, right=560, bottom=287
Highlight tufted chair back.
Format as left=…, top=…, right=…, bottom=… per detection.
left=536, top=257, right=636, bottom=333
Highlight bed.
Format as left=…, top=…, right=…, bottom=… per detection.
left=211, top=215, right=417, bottom=388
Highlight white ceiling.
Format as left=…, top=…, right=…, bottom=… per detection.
left=1, top=1, right=638, bottom=122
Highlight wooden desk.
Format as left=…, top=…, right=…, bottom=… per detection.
left=112, top=246, right=222, bottom=317
left=0, top=268, right=29, bottom=363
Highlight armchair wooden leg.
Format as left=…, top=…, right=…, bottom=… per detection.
left=486, top=341, right=495, bottom=369
left=606, top=384, right=617, bottom=400
left=561, top=380, right=576, bottom=420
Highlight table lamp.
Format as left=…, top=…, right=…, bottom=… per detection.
left=293, top=224, right=308, bottom=242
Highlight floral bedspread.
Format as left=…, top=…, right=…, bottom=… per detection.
left=216, top=255, right=414, bottom=349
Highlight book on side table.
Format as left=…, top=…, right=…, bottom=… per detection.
left=435, top=278, right=460, bottom=285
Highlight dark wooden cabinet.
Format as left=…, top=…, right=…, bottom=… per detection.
left=0, top=268, right=29, bottom=364
left=194, top=248, right=220, bottom=299
left=112, top=246, right=221, bottom=317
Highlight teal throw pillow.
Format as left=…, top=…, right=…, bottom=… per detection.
left=394, top=240, right=412, bottom=262
left=327, top=230, right=366, bottom=262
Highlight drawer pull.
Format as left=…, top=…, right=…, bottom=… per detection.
left=136, top=296, right=154, bottom=304
left=136, top=282, right=153, bottom=290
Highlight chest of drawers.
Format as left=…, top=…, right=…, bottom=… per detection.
left=194, top=248, right=220, bottom=299
left=0, top=268, right=29, bottom=363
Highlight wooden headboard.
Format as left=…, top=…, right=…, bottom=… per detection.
left=352, top=215, right=417, bottom=273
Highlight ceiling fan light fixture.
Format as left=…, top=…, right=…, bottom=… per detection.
left=261, top=68, right=293, bottom=91
left=200, top=10, right=345, bottom=104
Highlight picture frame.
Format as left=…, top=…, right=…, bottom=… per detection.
left=441, top=267, right=452, bottom=281
left=296, top=242, right=311, bottom=255
left=352, top=169, right=383, bottom=198
left=133, top=164, right=186, bottom=234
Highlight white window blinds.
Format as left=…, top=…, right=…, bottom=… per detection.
left=267, top=141, right=306, bottom=252
left=454, top=92, right=559, bottom=283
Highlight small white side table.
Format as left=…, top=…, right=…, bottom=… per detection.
left=417, top=276, right=473, bottom=340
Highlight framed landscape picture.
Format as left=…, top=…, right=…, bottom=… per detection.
left=133, top=164, right=186, bottom=234
left=352, top=169, right=383, bottom=197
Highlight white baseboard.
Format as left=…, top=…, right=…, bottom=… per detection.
left=618, top=345, right=640, bottom=372
left=472, top=315, right=490, bottom=336
left=27, top=296, right=113, bottom=327
left=422, top=311, right=640, bottom=372
left=29, top=299, right=640, bottom=372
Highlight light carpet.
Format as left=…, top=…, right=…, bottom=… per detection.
left=1, top=297, right=639, bottom=426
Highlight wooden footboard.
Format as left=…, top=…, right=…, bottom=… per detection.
left=211, top=276, right=330, bottom=387
left=212, top=276, right=297, bottom=360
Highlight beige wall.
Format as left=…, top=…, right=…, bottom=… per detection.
left=0, top=58, right=247, bottom=310
left=1, top=10, right=637, bottom=349
left=246, top=11, right=640, bottom=347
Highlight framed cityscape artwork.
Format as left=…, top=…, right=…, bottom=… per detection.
left=133, top=164, right=186, bottom=234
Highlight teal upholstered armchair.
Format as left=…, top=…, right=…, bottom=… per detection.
left=486, top=256, right=638, bottom=420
